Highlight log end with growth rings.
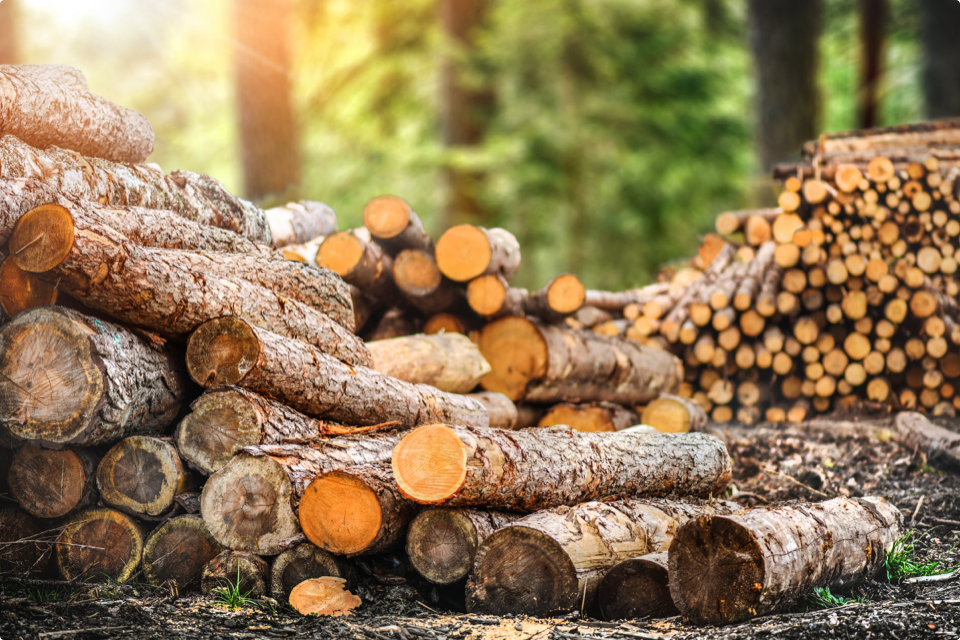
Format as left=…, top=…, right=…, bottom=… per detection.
left=9, top=203, right=76, bottom=273
left=186, top=317, right=261, bottom=388
left=406, top=509, right=480, bottom=585
left=96, top=436, right=187, bottom=517
left=363, top=195, right=412, bottom=239
left=477, top=316, right=548, bottom=400
left=316, top=231, right=365, bottom=278
left=8, top=446, right=91, bottom=519
left=545, top=273, right=586, bottom=315
left=56, top=507, right=143, bottom=583
left=391, top=424, right=468, bottom=504
left=176, top=388, right=263, bottom=475
left=0, top=256, right=58, bottom=318
left=298, top=470, right=386, bottom=556
left=467, top=274, right=507, bottom=316
left=436, top=224, right=493, bottom=282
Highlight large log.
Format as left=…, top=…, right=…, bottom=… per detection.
left=392, top=424, right=732, bottom=511
left=466, top=498, right=738, bottom=616
left=201, top=551, right=270, bottom=597
left=0, top=135, right=271, bottom=242
left=9, top=210, right=368, bottom=365
left=0, top=307, right=186, bottom=447
left=406, top=509, right=521, bottom=585
left=186, top=317, right=488, bottom=429
left=271, top=542, right=352, bottom=600
left=366, top=333, right=491, bottom=393
left=537, top=402, right=639, bottom=433
left=142, top=515, right=222, bottom=591
left=436, top=225, right=521, bottom=282
left=598, top=551, right=678, bottom=620
left=96, top=436, right=193, bottom=519
left=8, top=446, right=98, bottom=519
left=669, top=496, right=902, bottom=625
left=266, top=201, right=337, bottom=249
left=894, top=411, right=960, bottom=471
left=56, top=507, right=144, bottom=583
left=0, top=64, right=154, bottom=163
left=477, top=316, right=683, bottom=403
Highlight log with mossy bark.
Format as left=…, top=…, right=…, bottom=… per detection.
left=391, top=424, right=732, bottom=511
left=186, top=317, right=488, bottom=429
left=669, top=496, right=902, bottom=625
left=265, top=201, right=337, bottom=249
left=366, top=332, right=491, bottom=393
left=96, top=436, right=194, bottom=519
left=0, top=306, right=186, bottom=447
left=8, top=446, right=99, bottom=519
left=142, top=515, right=222, bottom=590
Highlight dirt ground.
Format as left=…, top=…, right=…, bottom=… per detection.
left=3, top=414, right=960, bottom=640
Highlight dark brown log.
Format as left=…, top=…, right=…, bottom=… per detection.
left=392, top=424, right=732, bottom=511
left=0, top=65, right=153, bottom=163
left=537, top=402, right=639, bottom=432
left=598, top=551, right=678, bottom=620
left=894, top=411, right=960, bottom=472
left=8, top=446, right=98, bottom=519
left=0, top=508, right=49, bottom=575
left=391, top=249, right=461, bottom=314
left=669, top=497, right=902, bottom=625
left=186, top=317, right=488, bottom=429
left=56, top=507, right=143, bottom=583
left=10, top=211, right=368, bottom=365
left=266, top=201, right=337, bottom=249
left=641, top=394, right=708, bottom=433
left=298, top=462, right=419, bottom=556
left=363, top=195, right=433, bottom=255
left=466, top=498, right=738, bottom=616
left=436, top=225, right=520, bottom=282
left=468, top=392, right=517, bottom=430
left=0, top=307, right=185, bottom=447
left=96, top=437, right=193, bottom=519
left=201, top=551, right=269, bottom=596
left=515, top=404, right=546, bottom=430
left=363, top=306, right=419, bottom=342
left=142, top=515, right=222, bottom=590
left=366, top=332, right=490, bottom=393
left=406, top=508, right=520, bottom=585
left=271, top=542, right=352, bottom=599
left=478, top=316, right=682, bottom=403
left=0, top=254, right=57, bottom=318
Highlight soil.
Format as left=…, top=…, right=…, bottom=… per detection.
left=3, top=413, right=960, bottom=640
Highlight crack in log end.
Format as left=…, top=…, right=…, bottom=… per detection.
left=177, top=391, right=260, bottom=475
left=8, top=204, right=75, bottom=273
left=57, top=507, right=142, bottom=583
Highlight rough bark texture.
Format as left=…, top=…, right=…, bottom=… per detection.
left=56, top=507, right=143, bottom=583
left=13, top=213, right=367, bottom=366
left=0, top=65, right=154, bottom=163
left=366, top=332, right=491, bottom=393
left=201, top=550, right=270, bottom=597
left=407, top=508, right=521, bottom=585
left=669, top=496, right=902, bottom=625
left=894, top=411, right=960, bottom=472
left=468, top=392, right=517, bottom=430
left=0, top=306, right=185, bottom=447
left=266, top=201, right=337, bottom=249
left=363, top=195, right=434, bottom=255
left=142, top=515, right=223, bottom=591
left=598, top=551, right=678, bottom=620
left=466, top=498, right=739, bottom=616
left=392, top=424, right=732, bottom=511
left=641, top=394, right=709, bottom=433
left=186, top=317, right=488, bottom=429
left=271, top=542, right=352, bottom=599
left=96, top=436, right=192, bottom=519
left=8, top=446, right=98, bottom=519
left=0, top=508, right=49, bottom=575
left=298, top=462, right=420, bottom=556
left=0, top=135, right=270, bottom=243
left=537, top=402, right=639, bottom=433
left=478, top=316, right=683, bottom=404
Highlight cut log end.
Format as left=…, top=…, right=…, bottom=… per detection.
left=436, top=225, right=493, bottom=282
left=598, top=552, right=679, bottom=620
left=641, top=395, right=704, bottom=433
left=142, top=515, right=222, bottom=590
left=0, top=509, right=49, bottom=576
left=316, top=231, right=365, bottom=277
left=0, top=257, right=58, bottom=318
left=546, top=274, right=586, bottom=315
left=392, top=424, right=467, bottom=504
left=97, top=436, right=187, bottom=517
left=289, top=577, right=361, bottom=617
left=9, top=203, right=76, bottom=273
left=406, top=509, right=479, bottom=585
left=176, top=389, right=262, bottom=475
left=201, top=551, right=269, bottom=597
left=186, top=317, right=261, bottom=388
left=393, top=249, right=442, bottom=297
left=477, top=316, right=547, bottom=400
left=424, top=313, right=466, bottom=335
left=467, top=274, right=508, bottom=317
left=299, top=472, right=383, bottom=556
left=9, top=446, right=93, bottom=519
left=363, top=195, right=412, bottom=239
left=271, top=543, right=348, bottom=599
left=57, top=507, right=143, bottom=583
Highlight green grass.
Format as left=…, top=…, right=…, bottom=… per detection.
left=884, top=530, right=958, bottom=582
left=211, top=567, right=258, bottom=610
left=27, top=586, right=77, bottom=604
left=807, top=586, right=867, bottom=610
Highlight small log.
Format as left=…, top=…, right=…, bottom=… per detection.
left=392, top=424, right=732, bottom=510
left=526, top=274, right=587, bottom=323
left=407, top=509, right=521, bottom=585
left=366, top=332, right=491, bottom=393
left=0, top=255, right=57, bottom=318
left=271, top=542, right=352, bottom=600
left=0, top=508, right=49, bottom=575
left=56, top=507, right=143, bottom=583
left=317, top=229, right=397, bottom=302
left=96, top=436, right=193, bottom=519
left=298, top=462, right=420, bottom=556
left=894, top=411, right=960, bottom=471
left=436, top=225, right=521, bottom=282
left=392, top=249, right=461, bottom=314
left=468, top=392, right=518, bottom=430
left=288, top=577, right=361, bottom=617
left=8, top=446, right=98, bottom=519
left=537, top=402, right=639, bottom=432
left=0, top=307, right=186, bottom=447
left=186, top=317, right=488, bottom=429
left=670, top=497, right=902, bottom=625
left=363, top=195, right=433, bottom=255
left=201, top=551, right=269, bottom=596
left=641, top=394, right=708, bottom=433
left=266, top=201, right=337, bottom=249
left=597, top=552, right=678, bottom=620
left=363, top=307, right=419, bottom=342
left=142, top=515, right=222, bottom=590
left=582, top=283, right=670, bottom=313
left=0, top=64, right=154, bottom=163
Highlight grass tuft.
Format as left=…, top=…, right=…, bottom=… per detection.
left=807, top=586, right=867, bottom=610
left=211, top=566, right=257, bottom=610
left=884, top=530, right=957, bottom=582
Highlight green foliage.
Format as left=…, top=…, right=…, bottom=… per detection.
left=211, top=567, right=257, bottom=610
left=884, top=530, right=957, bottom=582
left=807, top=586, right=867, bottom=610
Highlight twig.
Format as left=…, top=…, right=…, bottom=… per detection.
left=38, top=627, right=127, bottom=638
left=762, top=465, right=829, bottom=498
left=930, top=517, right=960, bottom=527
left=911, top=496, right=926, bottom=525
left=904, top=569, right=960, bottom=585
left=731, top=491, right=769, bottom=504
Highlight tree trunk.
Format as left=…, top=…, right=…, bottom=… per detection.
left=597, top=551, right=678, bottom=620
left=0, top=0, right=17, bottom=64
left=747, top=0, right=822, bottom=170
left=920, top=0, right=960, bottom=119
left=142, top=515, right=222, bottom=591
left=391, top=248, right=462, bottom=314
left=467, top=392, right=517, bottom=430
left=537, top=402, right=639, bottom=433
left=271, top=542, right=353, bottom=600
left=0, top=307, right=186, bottom=447
left=363, top=195, right=434, bottom=255
left=478, top=316, right=683, bottom=403
left=392, top=424, right=732, bottom=511
left=669, top=496, right=902, bottom=625
left=11, top=212, right=368, bottom=366
left=298, top=462, right=420, bottom=556
left=366, top=332, right=491, bottom=393
left=266, top=201, right=337, bottom=249
left=56, top=507, right=144, bottom=583
left=0, top=254, right=58, bottom=319
left=0, top=508, right=49, bottom=576
left=201, top=550, right=270, bottom=596
left=186, top=317, right=488, bottom=429
left=96, top=436, right=193, bottom=519
left=466, top=498, right=738, bottom=616
left=232, top=0, right=300, bottom=200
left=641, top=394, right=708, bottom=433
left=0, top=65, right=153, bottom=163
left=0, top=135, right=271, bottom=243
left=894, top=411, right=960, bottom=472
left=436, top=225, right=520, bottom=282
left=857, top=0, right=886, bottom=129
left=8, top=446, right=98, bottom=519
left=406, top=508, right=520, bottom=585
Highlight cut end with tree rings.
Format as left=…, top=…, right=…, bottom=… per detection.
left=186, top=317, right=262, bottom=388
left=9, top=203, right=76, bottom=273
left=363, top=195, right=412, bottom=239
left=391, top=424, right=468, bottom=504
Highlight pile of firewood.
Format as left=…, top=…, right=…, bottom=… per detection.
left=0, top=63, right=906, bottom=624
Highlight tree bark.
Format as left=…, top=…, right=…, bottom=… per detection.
left=669, top=496, right=902, bottom=625
left=363, top=195, right=434, bottom=255
left=920, top=0, right=960, bottom=119
left=142, top=515, right=222, bottom=591
left=0, top=508, right=49, bottom=576
left=298, top=462, right=420, bottom=556
left=266, top=201, right=337, bottom=249
left=894, top=411, right=960, bottom=472
left=201, top=550, right=270, bottom=596
left=186, top=317, right=488, bottom=429
left=96, top=436, right=193, bottom=519
left=8, top=446, right=98, bottom=519
left=436, top=225, right=520, bottom=282
left=407, top=508, right=520, bottom=585
left=537, top=402, right=639, bottom=433
left=641, top=394, right=708, bottom=433
left=0, top=307, right=186, bottom=447
left=0, top=135, right=271, bottom=243
left=478, top=316, right=683, bottom=403
left=0, top=65, right=153, bottom=163
left=366, top=332, right=491, bottom=393
left=56, top=507, right=144, bottom=583
left=271, top=542, right=353, bottom=599
left=466, top=498, right=738, bottom=616
left=598, top=551, right=678, bottom=620
left=857, top=0, right=886, bottom=129
left=392, top=424, right=732, bottom=511
left=468, top=392, right=517, bottom=430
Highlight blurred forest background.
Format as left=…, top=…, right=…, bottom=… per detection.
left=1, top=0, right=959, bottom=289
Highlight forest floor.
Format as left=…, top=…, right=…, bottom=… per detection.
left=2, top=413, right=960, bottom=640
